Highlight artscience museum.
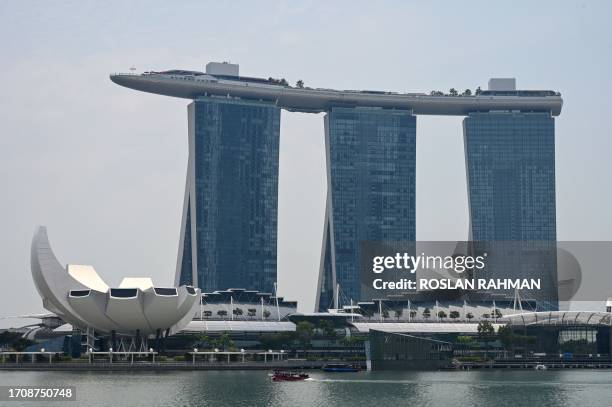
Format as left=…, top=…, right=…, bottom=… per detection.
left=30, top=226, right=200, bottom=350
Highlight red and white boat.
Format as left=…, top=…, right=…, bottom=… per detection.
left=271, top=370, right=309, bottom=382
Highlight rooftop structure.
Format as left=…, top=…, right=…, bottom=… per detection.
left=110, top=65, right=562, bottom=116
left=196, top=288, right=298, bottom=322
left=488, top=77, right=516, bottom=91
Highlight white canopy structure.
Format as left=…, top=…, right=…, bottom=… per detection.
left=502, top=311, right=612, bottom=327
left=30, top=226, right=199, bottom=336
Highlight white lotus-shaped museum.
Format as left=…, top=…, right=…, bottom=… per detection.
left=30, top=226, right=199, bottom=336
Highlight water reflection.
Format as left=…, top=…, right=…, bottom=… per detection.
left=1, top=370, right=612, bottom=406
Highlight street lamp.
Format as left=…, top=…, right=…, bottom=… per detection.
left=193, top=348, right=198, bottom=364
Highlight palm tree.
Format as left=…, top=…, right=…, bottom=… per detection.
left=296, top=79, right=304, bottom=88
left=475, top=86, right=482, bottom=95
left=217, top=332, right=234, bottom=351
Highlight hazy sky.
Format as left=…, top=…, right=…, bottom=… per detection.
left=1, top=1, right=611, bottom=328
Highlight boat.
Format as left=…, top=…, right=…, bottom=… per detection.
left=534, top=364, right=548, bottom=370
left=322, top=363, right=360, bottom=372
left=271, top=370, right=310, bottom=382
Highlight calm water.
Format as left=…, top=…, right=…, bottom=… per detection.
left=1, top=369, right=612, bottom=406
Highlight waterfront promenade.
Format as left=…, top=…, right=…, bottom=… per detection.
left=0, top=360, right=362, bottom=371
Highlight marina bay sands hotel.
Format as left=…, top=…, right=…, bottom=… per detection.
left=111, top=62, right=563, bottom=311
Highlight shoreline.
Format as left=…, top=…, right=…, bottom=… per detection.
left=0, top=361, right=361, bottom=371
left=3, top=359, right=612, bottom=371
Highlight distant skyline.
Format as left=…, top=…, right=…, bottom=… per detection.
left=1, top=1, right=611, bottom=327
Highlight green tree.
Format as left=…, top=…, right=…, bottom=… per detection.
left=423, top=308, right=431, bottom=320
left=232, top=308, right=244, bottom=318
left=394, top=309, right=403, bottom=321
left=449, top=310, right=460, bottom=321
left=217, top=310, right=228, bottom=318
left=409, top=310, right=417, bottom=320
left=296, top=79, right=304, bottom=88
left=217, top=332, right=234, bottom=351
left=475, top=86, right=482, bottom=95
left=456, top=335, right=474, bottom=344
left=247, top=308, right=257, bottom=319
left=449, top=88, right=458, bottom=96
left=340, top=336, right=365, bottom=347
left=295, top=321, right=315, bottom=348
left=318, top=320, right=337, bottom=340
left=477, top=321, right=495, bottom=358
left=0, top=332, right=35, bottom=351
left=194, top=334, right=212, bottom=349
left=437, top=310, right=447, bottom=321
left=382, top=310, right=390, bottom=320
left=465, top=312, right=474, bottom=321
left=462, top=89, right=472, bottom=96
left=497, top=325, right=514, bottom=351
left=263, top=309, right=271, bottom=320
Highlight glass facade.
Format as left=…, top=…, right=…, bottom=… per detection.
left=507, top=325, right=611, bottom=356
left=368, top=330, right=453, bottom=370
left=463, top=112, right=558, bottom=309
left=317, top=107, right=416, bottom=310
left=176, top=96, right=280, bottom=294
